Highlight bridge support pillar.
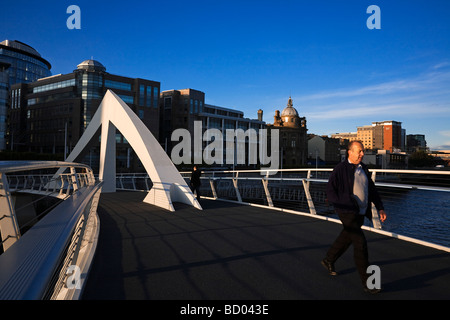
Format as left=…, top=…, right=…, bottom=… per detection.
left=98, top=119, right=117, bottom=193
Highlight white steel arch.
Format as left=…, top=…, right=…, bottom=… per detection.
left=64, top=90, right=202, bottom=212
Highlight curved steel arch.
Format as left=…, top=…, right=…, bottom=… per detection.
left=65, top=90, right=201, bottom=212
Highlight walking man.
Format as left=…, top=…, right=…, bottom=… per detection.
left=322, top=140, right=387, bottom=294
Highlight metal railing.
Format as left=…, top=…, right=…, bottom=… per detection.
left=0, top=161, right=103, bottom=300
left=117, top=168, right=450, bottom=251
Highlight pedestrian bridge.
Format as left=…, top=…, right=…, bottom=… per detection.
left=0, top=91, right=449, bottom=301
left=0, top=162, right=449, bottom=300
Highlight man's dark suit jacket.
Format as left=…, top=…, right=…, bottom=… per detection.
left=326, top=159, right=384, bottom=219
left=190, top=169, right=201, bottom=187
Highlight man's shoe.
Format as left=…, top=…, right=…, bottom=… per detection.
left=321, top=259, right=337, bottom=276
left=364, top=287, right=381, bottom=294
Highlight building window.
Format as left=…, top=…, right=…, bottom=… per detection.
left=164, top=97, right=172, bottom=109
left=33, top=79, right=76, bottom=93
left=146, top=86, right=152, bottom=107
left=139, top=84, right=145, bottom=106
left=104, top=80, right=132, bottom=91
left=117, top=94, right=134, bottom=104
left=153, top=87, right=159, bottom=108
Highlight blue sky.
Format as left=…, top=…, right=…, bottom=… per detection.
left=2, top=0, right=450, bottom=149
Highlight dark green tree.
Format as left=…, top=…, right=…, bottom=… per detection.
left=408, top=150, right=435, bottom=167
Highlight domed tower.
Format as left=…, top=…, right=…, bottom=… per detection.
left=74, top=59, right=107, bottom=129
left=76, top=59, right=106, bottom=73
left=281, top=97, right=300, bottom=128
left=269, top=97, right=308, bottom=167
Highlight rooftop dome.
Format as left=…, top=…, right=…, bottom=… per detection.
left=281, top=97, right=299, bottom=117
left=77, top=59, right=106, bottom=72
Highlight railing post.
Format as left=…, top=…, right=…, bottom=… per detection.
left=0, top=173, right=21, bottom=251
left=70, top=167, right=79, bottom=193
left=132, top=174, right=136, bottom=190
left=119, top=174, right=124, bottom=189
left=370, top=171, right=382, bottom=229
left=306, top=169, right=311, bottom=190
left=59, top=175, right=66, bottom=197
left=232, top=172, right=242, bottom=203
left=144, top=174, right=149, bottom=190
left=302, top=178, right=317, bottom=215
left=89, top=169, right=96, bottom=186
left=262, top=174, right=274, bottom=207
left=209, top=178, right=218, bottom=199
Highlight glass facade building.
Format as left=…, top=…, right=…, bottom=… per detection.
left=10, top=59, right=160, bottom=172
left=0, top=40, right=51, bottom=84
left=0, top=40, right=52, bottom=150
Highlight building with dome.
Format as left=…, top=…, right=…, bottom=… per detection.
left=268, top=97, right=308, bottom=167
left=9, top=59, right=160, bottom=172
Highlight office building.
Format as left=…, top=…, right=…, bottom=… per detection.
left=160, top=88, right=265, bottom=168
left=0, top=40, right=52, bottom=150
left=0, top=40, right=51, bottom=85
left=10, top=59, right=160, bottom=171
left=333, top=120, right=403, bottom=152
left=308, top=135, right=341, bottom=165
left=407, top=134, right=427, bottom=152
left=330, top=132, right=357, bottom=152
left=357, top=125, right=375, bottom=150
left=372, top=120, right=403, bottom=152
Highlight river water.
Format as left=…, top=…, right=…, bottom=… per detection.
left=375, top=188, right=450, bottom=248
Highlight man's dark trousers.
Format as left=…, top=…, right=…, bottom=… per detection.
left=325, top=211, right=369, bottom=284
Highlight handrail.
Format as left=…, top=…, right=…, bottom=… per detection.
left=0, top=161, right=103, bottom=300
left=0, top=183, right=103, bottom=299
left=0, top=161, right=97, bottom=251
left=0, top=160, right=93, bottom=174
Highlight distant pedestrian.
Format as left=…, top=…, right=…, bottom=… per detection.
left=322, top=140, right=387, bottom=294
left=190, top=165, right=202, bottom=199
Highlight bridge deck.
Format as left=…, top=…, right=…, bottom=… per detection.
left=82, top=191, right=450, bottom=300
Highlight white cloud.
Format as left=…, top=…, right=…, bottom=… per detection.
left=439, top=131, right=450, bottom=137
left=300, top=69, right=450, bottom=102
left=432, top=61, right=450, bottom=70
left=296, top=68, right=450, bottom=122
